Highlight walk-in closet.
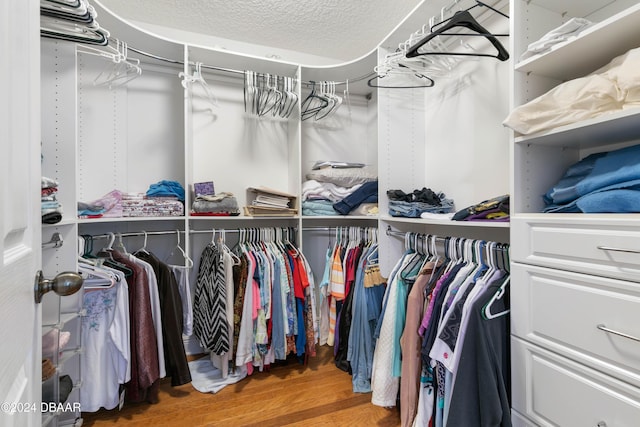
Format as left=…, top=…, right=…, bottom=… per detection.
left=3, top=0, right=637, bottom=425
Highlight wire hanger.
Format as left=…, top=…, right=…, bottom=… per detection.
left=405, top=0, right=509, bottom=61
left=368, top=63, right=435, bottom=88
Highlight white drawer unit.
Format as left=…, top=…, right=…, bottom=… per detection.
left=511, top=263, right=640, bottom=388
left=512, top=337, right=640, bottom=427
left=511, top=216, right=640, bottom=283
left=509, top=1, right=640, bottom=424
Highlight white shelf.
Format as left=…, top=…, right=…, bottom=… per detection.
left=515, top=3, right=640, bottom=80
left=42, top=220, right=76, bottom=228
left=301, top=215, right=378, bottom=221
left=188, top=215, right=298, bottom=221
left=512, top=212, right=640, bottom=222
left=514, top=107, right=640, bottom=148
left=381, top=215, right=510, bottom=228
left=58, top=348, right=82, bottom=369
left=77, top=216, right=186, bottom=224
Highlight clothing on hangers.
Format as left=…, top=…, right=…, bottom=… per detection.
left=136, top=251, right=192, bottom=386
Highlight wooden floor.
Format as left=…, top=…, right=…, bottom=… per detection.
left=82, top=346, right=401, bottom=427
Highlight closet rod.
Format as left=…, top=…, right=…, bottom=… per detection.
left=386, top=227, right=447, bottom=242
left=189, top=227, right=297, bottom=236
left=301, top=226, right=378, bottom=232
left=84, top=228, right=299, bottom=240
left=82, top=230, right=185, bottom=240
left=83, top=225, right=377, bottom=240
left=124, top=43, right=375, bottom=86
left=386, top=227, right=511, bottom=249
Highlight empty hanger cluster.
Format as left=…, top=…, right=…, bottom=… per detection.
left=301, top=81, right=349, bottom=121
left=77, top=38, right=143, bottom=88
left=369, top=0, right=509, bottom=89
left=244, top=71, right=298, bottom=118
left=41, top=0, right=109, bottom=46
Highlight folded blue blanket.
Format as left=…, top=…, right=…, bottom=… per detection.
left=302, top=200, right=339, bottom=216
left=544, top=179, right=640, bottom=212
left=545, top=144, right=640, bottom=207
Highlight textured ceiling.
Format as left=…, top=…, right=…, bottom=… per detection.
left=99, top=0, right=423, bottom=62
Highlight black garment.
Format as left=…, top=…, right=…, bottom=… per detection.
left=452, top=194, right=510, bottom=221
left=136, top=251, right=192, bottom=387
left=42, top=375, right=73, bottom=404
left=42, top=211, right=62, bottom=224
left=334, top=273, right=356, bottom=373
left=387, top=187, right=443, bottom=205
left=447, top=278, right=511, bottom=427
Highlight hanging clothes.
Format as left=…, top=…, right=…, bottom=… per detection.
left=110, top=249, right=161, bottom=404
left=214, top=228, right=316, bottom=376
left=135, top=251, right=192, bottom=386
left=415, top=239, right=511, bottom=427
left=209, top=244, right=238, bottom=379
left=79, top=265, right=130, bottom=412
left=446, top=276, right=511, bottom=427
left=170, top=264, right=193, bottom=337
left=371, top=247, right=422, bottom=407
left=193, top=242, right=230, bottom=355
left=399, top=260, right=440, bottom=427
left=347, top=243, right=386, bottom=393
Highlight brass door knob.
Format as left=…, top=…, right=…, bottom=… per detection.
left=34, top=270, right=83, bottom=304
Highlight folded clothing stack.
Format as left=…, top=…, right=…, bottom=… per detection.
left=121, top=193, right=184, bottom=217
left=303, top=163, right=378, bottom=215
left=452, top=195, right=509, bottom=221
left=543, top=144, right=640, bottom=213
left=191, top=192, right=240, bottom=216
left=387, top=188, right=454, bottom=218
left=78, top=181, right=186, bottom=218
left=78, top=189, right=122, bottom=218
left=504, top=46, right=640, bottom=135
left=42, top=176, right=63, bottom=224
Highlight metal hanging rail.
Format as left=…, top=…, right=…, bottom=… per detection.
left=124, top=43, right=375, bottom=86
left=385, top=226, right=510, bottom=249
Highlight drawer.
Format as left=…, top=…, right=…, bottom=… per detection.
left=511, top=263, right=640, bottom=388
left=511, top=216, right=640, bottom=282
left=512, top=337, right=640, bottom=427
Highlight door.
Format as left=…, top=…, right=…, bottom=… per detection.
left=0, top=0, right=42, bottom=426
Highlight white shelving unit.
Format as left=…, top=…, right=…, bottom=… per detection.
left=509, top=0, right=640, bottom=425
left=40, top=0, right=514, bottom=420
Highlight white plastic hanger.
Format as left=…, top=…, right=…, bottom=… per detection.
left=180, top=62, right=218, bottom=112
left=166, top=230, right=194, bottom=268
left=135, top=230, right=150, bottom=255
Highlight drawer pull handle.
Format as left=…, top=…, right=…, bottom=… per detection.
left=597, top=324, right=640, bottom=343
left=597, top=423, right=607, bottom=427
left=597, top=245, right=640, bottom=254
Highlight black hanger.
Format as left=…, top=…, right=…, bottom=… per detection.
left=405, top=4, right=509, bottom=61
left=430, top=1, right=508, bottom=36
left=300, top=82, right=330, bottom=120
